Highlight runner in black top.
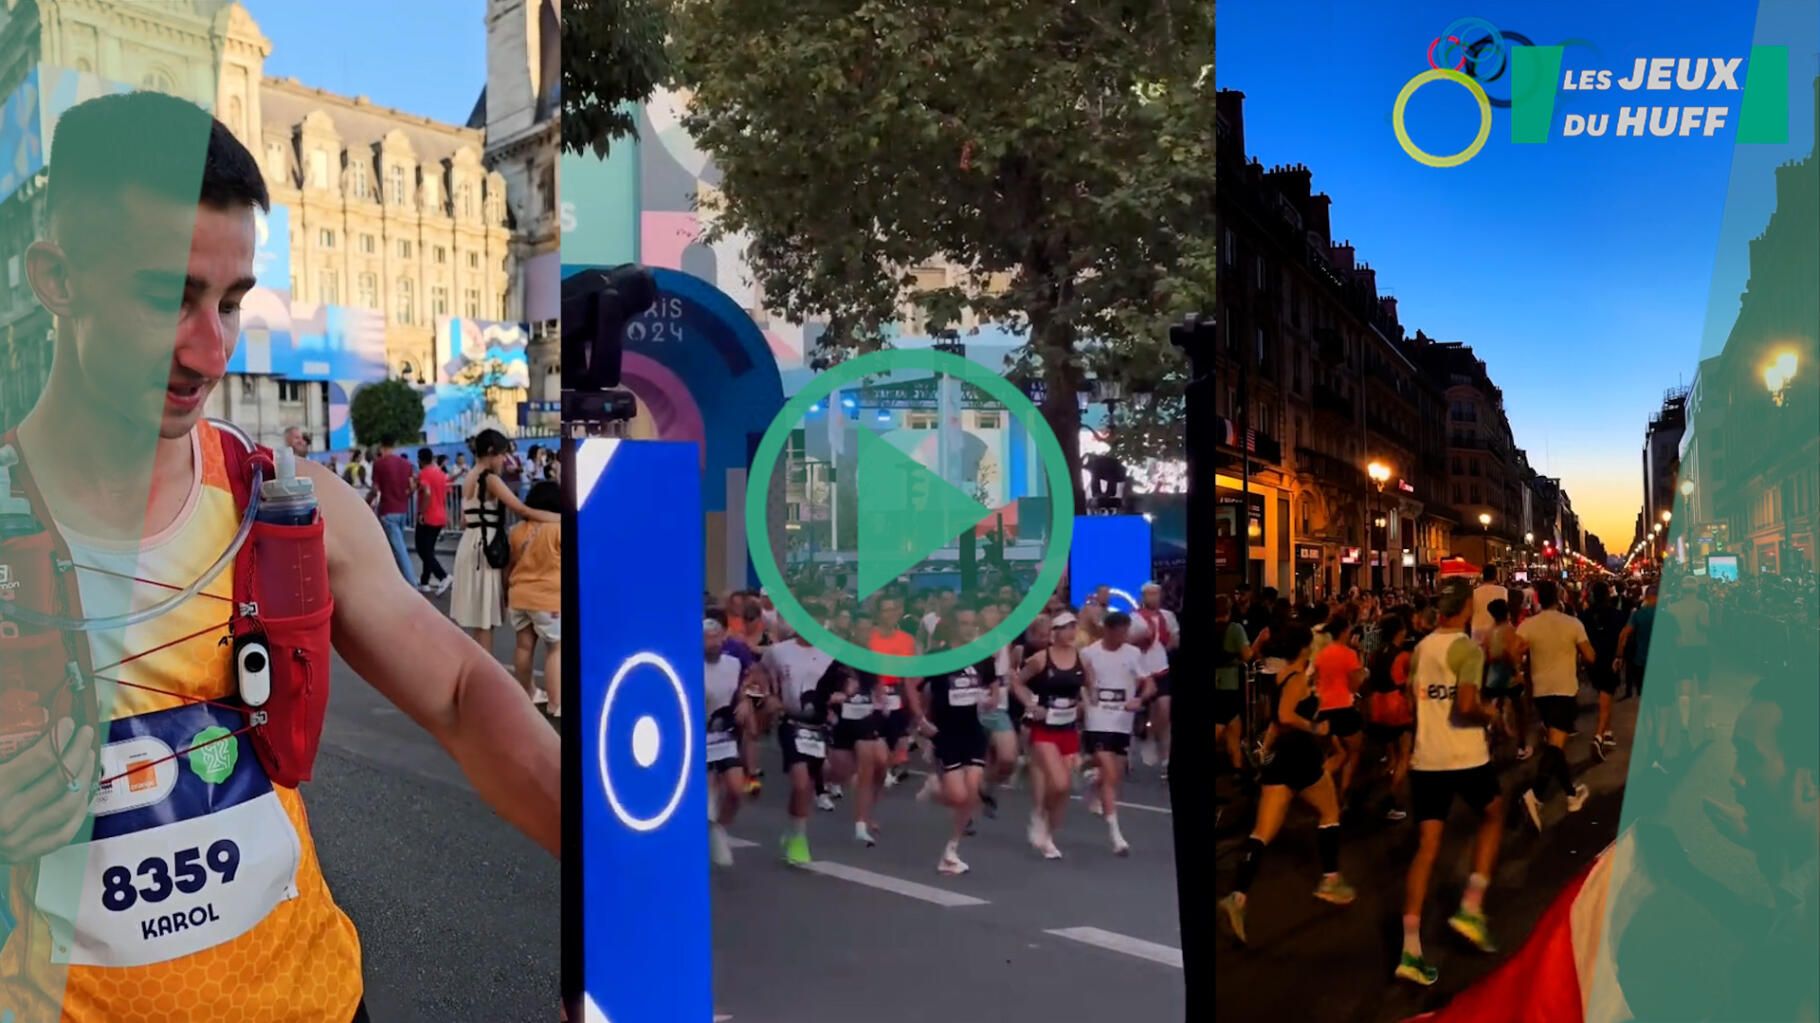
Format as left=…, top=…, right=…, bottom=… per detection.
left=908, top=613, right=1000, bottom=876
left=829, top=664, right=888, bottom=846
left=1013, top=612, right=1087, bottom=859
left=1218, top=624, right=1356, bottom=946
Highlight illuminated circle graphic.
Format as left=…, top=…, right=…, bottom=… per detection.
left=1439, top=17, right=1506, bottom=79
left=1106, top=588, right=1141, bottom=612
left=1392, top=69, right=1492, bottom=168
left=596, top=652, right=693, bottom=833
left=1428, top=36, right=1466, bottom=71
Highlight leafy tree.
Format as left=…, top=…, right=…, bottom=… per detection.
left=348, top=379, right=426, bottom=448
left=562, top=0, right=671, bottom=157
left=670, top=0, right=1214, bottom=511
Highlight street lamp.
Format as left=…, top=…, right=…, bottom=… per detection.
left=1764, top=350, right=1799, bottom=406
left=1662, top=510, right=1672, bottom=524
left=1478, top=512, right=1492, bottom=569
left=1367, top=460, right=1392, bottom=592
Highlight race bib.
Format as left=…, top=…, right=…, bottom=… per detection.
left=948, top=684, right=982, bottom=708
left=884, top=691, right=904, bottom=712
left=705, top=730, right=738, bottom=763
left=840, top=698, right=876, bottom=721
left=1085, top=689, right=1135, bottom=735
left=35, top=703, right=301, bottom=969
left=1044, top=700, right=1078, bottom=726
left=1097, top=687, right=1128, bottom=707
left=792, top=729, right=827, bottom=759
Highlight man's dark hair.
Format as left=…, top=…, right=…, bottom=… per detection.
left=525, top=481, right=561, bottom=514
left=1104, top=611, right=1132, bottom=630
left=1482, top=564, right=1498, bottom=582
left=48, top=92, right=269, bottom=233
left=1536, top=580, right=1560, bottom=608
left=418, top=447, right=435, bottom=465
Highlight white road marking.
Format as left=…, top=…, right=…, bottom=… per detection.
left=799, top=860, right=990, bottom=907
left=728, top=837, right=758, bottom=849
left=1044, top=926, right=1183, bottom=968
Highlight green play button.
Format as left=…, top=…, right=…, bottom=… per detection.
left=746, top=348, right=1074, bottom=678
left=853, top=427, right=992, bottom=602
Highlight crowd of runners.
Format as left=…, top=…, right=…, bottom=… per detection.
left=1211, top=564, right=1736, bottom=987
left=700, top=579, right=1179, bottom=875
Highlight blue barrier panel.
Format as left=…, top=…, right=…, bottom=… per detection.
left=1069, top=515, right=1154, bottom=613
left=575, top=439, right=708, bottom=1022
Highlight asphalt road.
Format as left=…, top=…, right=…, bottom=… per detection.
left=711, top=743, right=1186, bottom=1023
left=1214, top=681, right=1642, bottom=1023
left=307, top=579, right=558, bottom=1023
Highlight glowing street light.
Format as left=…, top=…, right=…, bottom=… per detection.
left=1662, top=510, right=1672, bottom=523
left=1680, top=479, right=1695, bottom=497
left=1764, top=350, right=1799, bottom=406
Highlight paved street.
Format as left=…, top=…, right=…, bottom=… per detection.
left=711, top=742, right=1186, bottom=1023
left=1214, top=684, right=1638, bottom=1023
left=309, top=577, right=558, bottom=1022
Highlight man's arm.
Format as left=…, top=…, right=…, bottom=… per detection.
left=301, top=461, right=559, bottom=856
left=1449, top=636, right=1494, bottom=725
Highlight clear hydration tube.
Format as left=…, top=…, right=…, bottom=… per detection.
left=0, top=419, right=265, bottom=632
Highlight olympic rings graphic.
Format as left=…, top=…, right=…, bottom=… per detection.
left=1392, top=69, right=1492, bottom=168
left=597, top=651, right=693, bottom=833
left=1428, top=36, right=1466, bottom=72
left=1440, top=17, right=1507, bottom=79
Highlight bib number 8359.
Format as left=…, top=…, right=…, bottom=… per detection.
left=102, top=840, right=241, bottom=913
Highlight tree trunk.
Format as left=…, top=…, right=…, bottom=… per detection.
left=1034, top=311, right=1086, bottom=516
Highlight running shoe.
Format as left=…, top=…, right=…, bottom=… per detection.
left=1395, top=951, right=1439, bottom=987
left=1027, top=812, right=1049, bottom=851
left=980, top=791, right=999, bottom=818
left=1040, top=841, right=1063, bottom=861
left=1601, top=732, right=1617, bottom=748
left=815, top=793, right=836, bottom=812
left=1566, top=783, right=1590, bottom=813
left=938, top=845, right=969, bottom=875
left=745, top=778, right=763, bottom=797
left=780, top=833, right=812, bottom=866
left=855, top=822, right=876, bottom=847
left=1314, top=875, right=1357, bottom=905
left=1521, top=789, right=1544, bottom=831
left=434, top=576, right=453, bottom=596
left=1218, top=893, right=1247, bottom=945
left=829, top=783, right=845, bottom=800
left=1384, top=804, right=1408, bottom=821
left=1448, top=910, right=1498, bottom=953
left=964, top=818, right=977, bottom=837
left=533, top=689, right=549, bottom=706
left=884, top=768, right=905, bottom=789
left=1111, top=832, right=1130, bottom=857
left=1593, top=740, right=1607, bottom=762
left=710, top=824, right=734, bottom=867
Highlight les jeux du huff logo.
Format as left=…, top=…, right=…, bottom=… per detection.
left=1393, top=17, right=1790, bottom=167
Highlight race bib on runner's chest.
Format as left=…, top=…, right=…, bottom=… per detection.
left=883, top=691, right=904, bottom=712
left=34, top=703, right=302, bottom=968
left=705, top=728, right=738, bottom=763
left=792, top=727, right=827, bottom=759
left=841, top=695, right=876, bottom=720
left=1044, top=699, right=1078, bottom=726
left=947, top=682, right=982, bottom=708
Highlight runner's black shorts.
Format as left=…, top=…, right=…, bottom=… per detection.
left=881, top=706, right=912, bottom=747
left=1259, top=730, right=1325, bottom=791
left=778, top=720, right=829, bottom=769
left=1534, top=694, right=1580, bottom=734
left=1151, top=671, right=1171, bottom=699
left=1213, top=688, right=1242, bottom=725
left=1409, top=763, right=1501, bottom=822
left=933, top=724, right=988, bottom=772
left=1316, top=706, right=1364, bottom=738
left=832, top=711, right=882, bottom=750
left=1082, top=730, right=1131, bottom=758
left=1588, top=664, right=1620, bottom=695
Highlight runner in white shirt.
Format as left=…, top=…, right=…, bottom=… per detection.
left=1129, top=582, right=1180, bottom=777
left=761, top=621, right=843, bottom=866
left=703, top=620, right=751, bottom=867
left=1469, top=564, right=1509, bottom=642
left=1399, top=578, right=1505, bottom=988
left=1079, top=612, right=1155, bottom=855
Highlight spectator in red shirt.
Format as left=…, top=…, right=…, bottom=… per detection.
left=369, top=441, right=417, bottom=581
left=416, top=447, right=452, bottom=594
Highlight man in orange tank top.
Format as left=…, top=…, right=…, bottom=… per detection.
left=865, top=596, right=920, bottom=784
left=0, top=92, right=558, bottom=1023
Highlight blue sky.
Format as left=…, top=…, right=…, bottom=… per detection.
left=1219, top=0, right=1818, bottom=547
left=242, top=0, right=486, bottom=126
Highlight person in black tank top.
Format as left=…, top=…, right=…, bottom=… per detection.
left=1012, top=613, right=1086, bottom=858
left=908, top=611, right=999, bottom=876
left=828, top=665, right=888, bottom=846
left=1217, top=624, right=1357, bottom=947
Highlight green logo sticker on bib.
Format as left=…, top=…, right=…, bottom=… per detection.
left=187, top=726, right=238, bottom=784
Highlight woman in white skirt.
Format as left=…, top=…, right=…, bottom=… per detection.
left=452, top=428, right=559, bottom=648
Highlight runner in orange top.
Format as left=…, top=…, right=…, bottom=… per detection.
left=866, top=597, right=920, bottom=782
left=0, top=92, right=558, bottom=1023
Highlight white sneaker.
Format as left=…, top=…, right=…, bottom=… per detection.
left=709, top=824, right=734, bottom=867
left=1522, top=789, right=1544, bottom=832
left=916, top=774, right=938, bottom=803
left=884, top=770, right=903, bottom=789
left=1027, top=812, right=1049, bottom=851
left=828, top=783, right=844, bottom=800
left=417, top=583, right=434, bottom=592
left=1111, top=833, right=1131, bottom=857
left=938, top=849, right=970, bottom=875
left=1566, top=783, right=1590, bottom=813
left=1041, top=841, right=1063, bottom=860
left=435, top=577, right=453, bottom=596
left=855, top=822, right=876, bottom=847
left=1087, top=797, right=1105, bottom=817
left=815, top=793, right=836, bottom=812
left=533, top=689, right=549, bottom=706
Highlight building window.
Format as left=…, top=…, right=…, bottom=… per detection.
left=1470, top=486, right=1481, bottom=504
left=308, top=149, right=330, bottom=190
left=387, top=165, right=406, bottom=205
left=467, top=251, right=480, bottom=270
left=432, top=286, right=448, bottom=318
left=907, top=412, right=937, bottom=430
left=277, top=380, right=305, bottom=403
left=317, top=228, right=335, bottom=248
left=360, top=234, right=376, bottom=254
left=433, top=245, right=447, bottom=265
left=358, top=272, right=378, bottom=309
left=975, top=411, right=1002, bottom=430
left=458, top=184, right=475, bottom=219
left=350, top=161, right=369, bottom=199
left=463, top=288, right=480, bottom=318
left=1224, top=228, right=1236, bottom=265
left=395, top=278, right=414, bottom=325
left=265, top=142, right=286, bottom=178
left=540, top=161, right=556, bottom=214
left=397, top=239, right=413, bottom=259
left=320, top=269, right=339, bottom=304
